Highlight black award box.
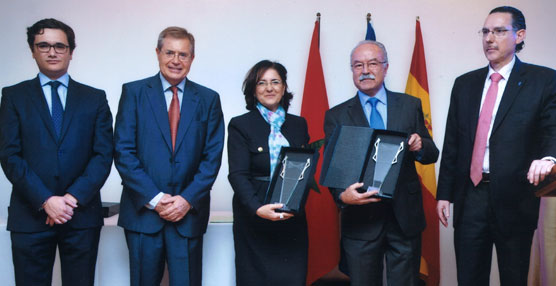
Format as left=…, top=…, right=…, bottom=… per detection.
left=320, top=125, right=408, bottom=199
left=264, top=147, right=320, bottom=214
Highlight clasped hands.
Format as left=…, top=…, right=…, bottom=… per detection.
left=155, top=194, right=191, bottom=222
left=44, top=193, right=78, bottom=226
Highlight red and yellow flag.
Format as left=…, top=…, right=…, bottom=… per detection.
left=405, top=18, right=440, bottom=286
left=301, top=18, right=340, bottom=285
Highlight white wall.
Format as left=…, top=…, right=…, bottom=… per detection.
left=1, top=0, right=555, bottom=285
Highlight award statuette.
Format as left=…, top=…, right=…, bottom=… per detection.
left=265, top=147, right=320, bottom=214
left=363, top=133, right=406, bottom=198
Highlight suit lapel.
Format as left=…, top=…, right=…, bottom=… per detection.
left=467, top=67, right=489, bottom=144
left=386, top=90, right=400, bottom=130
left=346, top=95, right=369, bottom=127
left=145, top=75, right=173, bottom=151
left=174, top=79, right=200, bottom=153
left=280, top=114, right=299, bottom=146
left=281, top=117, right=294, bottom=144
left=58, top=77, right=82, bottom=143
left=28, top=77, right=58, bottom=142
left=491, top=58, right=525, bottom=135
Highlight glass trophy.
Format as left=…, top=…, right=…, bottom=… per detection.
left=365, top=135, right=406, bottom=198
left=265, top=147, right=320, bottom=214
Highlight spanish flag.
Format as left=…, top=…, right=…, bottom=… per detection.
left=405, top=18, right=440, bottom=286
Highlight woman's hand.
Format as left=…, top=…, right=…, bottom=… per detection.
left=256, top=203, right=294, bottom=221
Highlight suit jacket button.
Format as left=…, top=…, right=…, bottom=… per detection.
left=257, top=147, right=263, bottom=152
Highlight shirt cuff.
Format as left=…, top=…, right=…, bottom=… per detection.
left=146, top=192, right=165, bottom=210
left=541, top=156, right=556, bottom=164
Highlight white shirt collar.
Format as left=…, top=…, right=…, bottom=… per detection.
left=487, top=56, right=515, bottom=81
left=159, top=73, right=186, bottom=92
left=38, top=72, right=69, bottom=87
left=357, top=84, right=387, bottom=105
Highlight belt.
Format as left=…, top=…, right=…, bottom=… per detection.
left=481, top=173, right=490, bottom=183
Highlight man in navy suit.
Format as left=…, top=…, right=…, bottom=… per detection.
left=0, top=18, right=113, bottom=285
left=114, top=26, right=224, bottom=286
left=436, top=6, right=556, bottom=285
left=323, top=41, right=438, bottom=285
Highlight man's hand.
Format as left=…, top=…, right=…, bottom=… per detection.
left=339, top=182, right=382, bottom=205
left=46, top=216, right=55, bottom=227
left=256, top=203, right=294, bottom=221
left=43, top=196, right=77, bottom=225
left=154, top=194, right=172, bottom=213
left=527, top=159, right=555, bottom=186
left=437, top=200, right=450, bottom=227
left=158, top=195, right=191, bottom=222
left=64, top=193, right=78, bottom=206
left=408, top=133, right=422, bottom=152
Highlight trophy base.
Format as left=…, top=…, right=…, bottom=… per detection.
left=372, top=193, right=393, bottom=199
left=275, top=207, right=295, bottom=214
left=355, top=186, right=393, bottom=199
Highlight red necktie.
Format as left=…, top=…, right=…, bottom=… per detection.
left=169, top=86, right=180, bottom=152
left=470, top=73, right=503, bottom=186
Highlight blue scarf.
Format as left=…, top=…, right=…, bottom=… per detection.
left=256, top=103, right=290, bottom=176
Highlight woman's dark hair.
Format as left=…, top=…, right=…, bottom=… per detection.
left=242, top=60, right=293, bottom=111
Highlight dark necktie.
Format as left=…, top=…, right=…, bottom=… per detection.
left=368, top=97, right=385, bottom=129
left=169, top=86, right=180, bottom=152
left=470, top=73, right=503, bottom=186
left=49, top=81, right=63, bottom=137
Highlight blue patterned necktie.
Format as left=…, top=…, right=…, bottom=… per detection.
left=368, top=97, right=385, bottom=129
left=49, top=81, right=64, bottom=137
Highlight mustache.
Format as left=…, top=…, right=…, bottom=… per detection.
left=359, top=74, right=376, bottom=81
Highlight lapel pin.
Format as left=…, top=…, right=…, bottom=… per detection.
left=257, top=147, right=263, bottom=152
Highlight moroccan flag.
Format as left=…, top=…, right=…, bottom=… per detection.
left=405, top=18, right=440, bottom=286
left=301, top=19, right=340, bottom=285
left=365, top=17, right=376, bottom=40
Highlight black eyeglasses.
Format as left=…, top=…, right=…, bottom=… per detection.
left=35, top=42, right=70, bottom=54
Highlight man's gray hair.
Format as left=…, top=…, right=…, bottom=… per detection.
left=350, top=40, right=388, bottom=67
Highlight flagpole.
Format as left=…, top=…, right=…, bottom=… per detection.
left=417, top=16, right=420, bottom=21
left=367, top=12, right=371, bottom=22
left=316, top=12, right=321, bottom=48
